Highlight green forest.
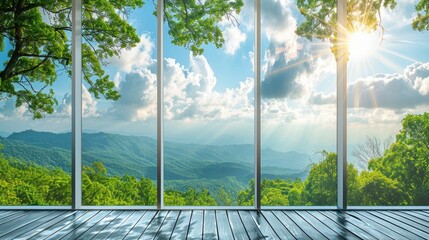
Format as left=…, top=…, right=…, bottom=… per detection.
left=0, top=113, right=428, bottom=206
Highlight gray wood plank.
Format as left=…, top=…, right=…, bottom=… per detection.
left=228, top=210, right=249, bottom=240
left=249, top=211, right=280, bottom=240
left=379, top=211, right=429, bottom=234
left=108, top=211, right=146, bottom=239
left=155, top=211, right=180, bottom=240
left=347, top=211, right=414, bottom=239
left=60, top=210, right=112, bottom=240
left=396, top=211, right=429, bottom=228
left=0, top=210, right=33, bottom=225
left=203, top=210, right=218, bottom=240
left=139, top=210, right=168, bottom=240
left=14, top=211, right=78, bottom=240
left=188, top=210, right=204, bottom=240
left=323, top=211, right=391, bottom=240
left=170, top=210, right=192, bottom=240
left=263, top=211, right=297, bottom=239
left=90, top=211, right=134, bottom=239
left=360, top=211, right=425, bottom=239
left=307, top=211, right=360, bottom=240
left=75, top=211, right=122, bottom=240
left=403, top=210, right=429, bottom=221
left=216, top=210, right=234, bottom=240
left=0, top=211, right=63, bottom=239
left=44, top=211, right=100, bottom=240
left=282, top=211, right=327, bottom=240
left=125, top=211, right=157, bottom=239
left=0, top=211, right=17, bottom=220
left=238, top=211, right=264, bottom=240
left=0, top=211, right=53, bottom=237
left=28, top=211, right=89, bottom=239
left=368, top=211, right=429, bottom=237
left=295, top=211, right=343, bottom=240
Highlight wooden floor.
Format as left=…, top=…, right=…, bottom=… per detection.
left=0, top=210, right=428, bottom=239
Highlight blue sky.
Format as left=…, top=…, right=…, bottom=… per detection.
left=1, top=0, right=429, bottom=160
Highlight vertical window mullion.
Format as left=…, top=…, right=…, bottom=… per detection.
left=254, top=0, right=261, bottom=210
left=72, top=0, right=82, bottom=210
left=336, top=0, right=348, bottom=210
left=157, top=0, right=165, bottom=210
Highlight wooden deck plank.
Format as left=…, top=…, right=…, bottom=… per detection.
left=347, top=211, right=415, bottom=239
left=0, top=210, right=428, bottom=239
left=263, top=211, right=297, bottom=239
left=170, top=210, right=192, bottom=240
left=125, top=211, right=157, bottom=239
left=28, top=211, right=88, bottom=239
left=188, top=210, right=204, bottom=240
left=106, top=211, right=146, bottom=239
left=396, top=211, right=429, bottom=228
left=203, top=210, right=218, bottom=240
left=14, top=211, right=78, bottom=239
left=283, top=211, right=328, bottom=240
left=368, top=211, right=429, bottom=237
left=323, top=211, right=392, bottom=240
left=75, top=211, right=122, bottom=240
left=215, top=210, right=234, bottom=240
left=44, top=211, right=100, bottom=240
left=379, top=211, right=429, bottom=234
left=0, top=211, right=62, bottom=239
left=139, top=210, right=168, bottom=240
left=155, top=211, right=180, bottom=240
left=227, top=210, right=249, bottom=240
left=0, top=211, right=52, bottom=237
left=359, top=211, right=425, bottom=239
left=295, top=211, right=343, bottom=240
left=60, top=210, right=111, bottom=240
left=90, top=211, right=134, bottom=239
left=306, top=211, right=360, bottom=240
left=249, top=211, right=280, bottom=240
left=238, top=211, right=265, bottom=240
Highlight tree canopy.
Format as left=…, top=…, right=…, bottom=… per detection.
left=0, top=0, right=243, bottom=118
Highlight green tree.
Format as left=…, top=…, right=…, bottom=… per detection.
left=368, top=113, right=429, bottom=205
left=358, top=170, right=406, bottom=205
left=0, top=0, right=243, bottom=118
left=413, top=0, right=429, bottom=31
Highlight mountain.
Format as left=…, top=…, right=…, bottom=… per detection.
left=0, top=130, right=311, bottom=183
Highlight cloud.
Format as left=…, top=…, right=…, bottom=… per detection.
left=348, top=62, right=429, bottom=109
left=308, top=92, right=336, bottom=105
left=56, top=85, right=98, bottom=117
left=107, top=53, right=254, bottom=121
left=109, top=34, right=155, bottom=72
left=220, top=20, right=247, bottom=55
left=0, top=98, right=27, bottom=119
left=261, top=42, right=313, bottom=99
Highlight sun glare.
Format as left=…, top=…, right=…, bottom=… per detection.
left=348, top=31, right=378, bottom=59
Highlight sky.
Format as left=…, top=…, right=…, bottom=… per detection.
left=1, top=0, right=429, bottom=160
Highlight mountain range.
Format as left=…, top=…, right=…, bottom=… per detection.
left=0, top=130, right=312, bottom=188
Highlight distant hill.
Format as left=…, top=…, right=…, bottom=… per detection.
left=0, top=130, right=311, bottom=183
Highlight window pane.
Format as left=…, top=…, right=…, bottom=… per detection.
left=163, top=0, right=254, bottom=206
left=0, top=2, right=72, bottom=206
left=261, top=0, right=337, bottom=206
left=347, top=0, right=429, bottom=206
left=81, top=2, right=157, bottom=206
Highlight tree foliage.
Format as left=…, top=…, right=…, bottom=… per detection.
left=413, top=0, right=429, bottom=31
left=0, top=0, right=243, bottom=118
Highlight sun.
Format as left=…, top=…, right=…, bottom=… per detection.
left=348, top=31, right=378, bottom=59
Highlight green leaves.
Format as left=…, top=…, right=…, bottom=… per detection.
left=164, top=0, right=243, bottom=55
left=413, top=0, right=429, bottom=31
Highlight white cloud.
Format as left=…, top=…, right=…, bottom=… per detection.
left=220, top=20, right=247, bottom=55
left=109, top=34, right=155, bottom=73
left=56, top=85, right=98, bottom=118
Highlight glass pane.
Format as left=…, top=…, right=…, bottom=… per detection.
left=81, top=2, right=157, bottom=206
left=163, top=0, right=254, bottom=206
left=0, top=2, right=72, bottom=206
left=347, top=0, right=429, bottom=206
left=260, top=0, right=337, bottom=206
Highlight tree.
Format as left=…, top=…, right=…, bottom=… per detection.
left=0, top=0, right=243, bottom=118
left=352, top=136, right=392, bottom=167
left=412, top=0, right=429, bottom=31
left=368, top=113, right=429, bottom=205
